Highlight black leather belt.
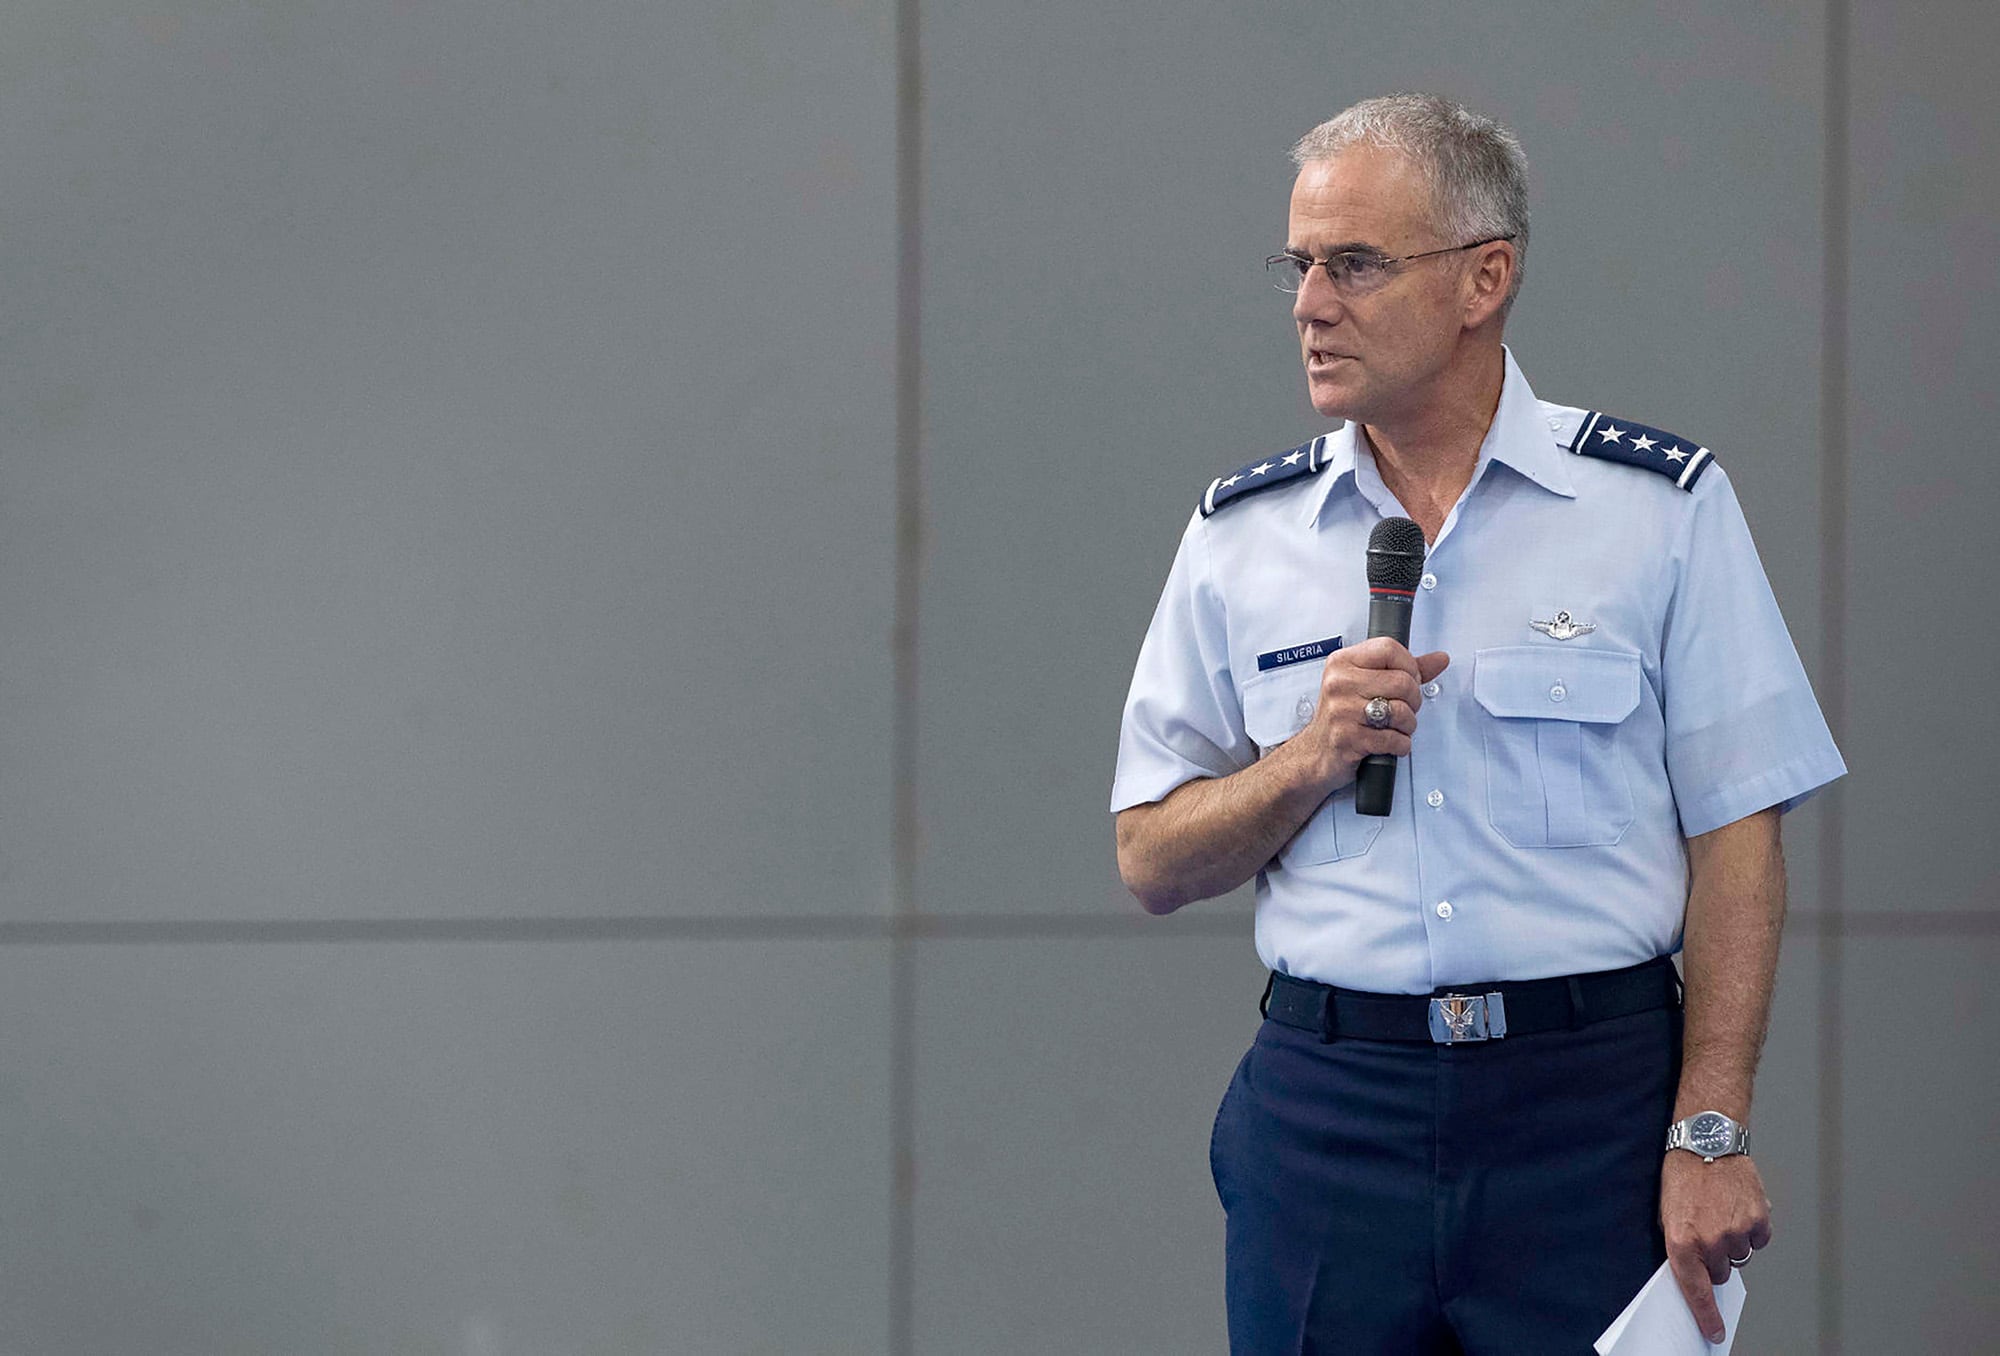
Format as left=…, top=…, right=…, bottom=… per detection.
left=1260, top=955, right=1681, bottom=1044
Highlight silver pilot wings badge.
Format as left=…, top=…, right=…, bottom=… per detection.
left=1530, top=610, right=1596, bottom=641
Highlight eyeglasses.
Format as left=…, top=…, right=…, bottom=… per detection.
left=1265, top=235, right=1515, bottom=297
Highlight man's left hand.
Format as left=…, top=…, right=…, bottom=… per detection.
left=1659, top=1152, right=1773, bottom=1344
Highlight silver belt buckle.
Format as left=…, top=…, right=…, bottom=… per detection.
left=1428, top=992, right=1508, bottom=1043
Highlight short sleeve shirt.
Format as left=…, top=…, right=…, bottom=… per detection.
left=1110, top=349, right=1846, bottom=993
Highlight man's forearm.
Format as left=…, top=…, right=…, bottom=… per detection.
left=1115, top=741, right=1335, bottom=913
left=1675, top=806, right=1787, bottom=1121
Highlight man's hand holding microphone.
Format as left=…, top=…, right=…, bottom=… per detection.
left=1288, top=634, right=1450, bottom=797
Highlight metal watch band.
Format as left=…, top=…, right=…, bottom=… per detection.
left=1665, top=1112, right=1750, bottom=1161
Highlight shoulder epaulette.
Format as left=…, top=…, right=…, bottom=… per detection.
left=1565, top=411, right=1716, bottom=491
left=1198, top=436, right=1333, bottom=518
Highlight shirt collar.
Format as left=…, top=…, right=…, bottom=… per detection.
left=1302, top=345, right=1575, bottom=528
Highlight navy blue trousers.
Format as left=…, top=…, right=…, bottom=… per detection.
left=1210, top=998, right=1681, bottom=1354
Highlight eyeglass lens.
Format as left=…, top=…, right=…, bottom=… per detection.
left=1266, top=253, right=1392, bottom=295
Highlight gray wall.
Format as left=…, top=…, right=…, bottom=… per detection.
left=0, top=1, right=1988, bottom=1352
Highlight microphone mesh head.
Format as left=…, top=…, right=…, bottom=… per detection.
left=1366, top=517, right=1427, bottom=591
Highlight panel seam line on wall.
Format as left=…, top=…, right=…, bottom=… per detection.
left=0, top=910, right=1988, bottom=948
left=890, top=0, right=923, bottom=1347
left=1817, top=1, right=1850, bottom=1349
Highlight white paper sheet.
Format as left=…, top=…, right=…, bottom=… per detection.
left=1594, top=1260, right=1746, bottom=1355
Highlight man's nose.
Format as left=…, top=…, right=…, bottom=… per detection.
left=1292, top=266, right=1342, bottom=326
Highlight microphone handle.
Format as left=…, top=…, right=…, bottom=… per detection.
left=1355, top=755, right=1397, bottom=817
left=1355, top=590, right=1413, bottom=817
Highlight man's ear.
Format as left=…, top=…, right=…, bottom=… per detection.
left=1463, top=241, right=1515, bottom=327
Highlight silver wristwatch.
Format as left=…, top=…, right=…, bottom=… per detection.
left=1665, top=1111, right=1751, bottom=1162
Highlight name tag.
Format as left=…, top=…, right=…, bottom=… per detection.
left=1256, top=635, right=1342, bottom=672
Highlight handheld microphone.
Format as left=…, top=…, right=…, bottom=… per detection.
left=1356, top=516, right=1426, bottom=817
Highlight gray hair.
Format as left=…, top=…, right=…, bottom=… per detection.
left=1290, top=93, right=1530, bottom=308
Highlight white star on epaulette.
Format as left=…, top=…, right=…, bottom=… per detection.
left=1564, top=411, right=1716, bottom=490
left=1200, top=436, right=1333, bottom=517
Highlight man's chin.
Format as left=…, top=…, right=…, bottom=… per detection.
left=1305, top=376, right=1361, bottom=422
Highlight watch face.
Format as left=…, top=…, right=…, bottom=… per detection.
left=1689, top=1112, right=1734, bottom=1155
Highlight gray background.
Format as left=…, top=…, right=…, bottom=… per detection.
left=0, top=0, right=1989, bottom=1352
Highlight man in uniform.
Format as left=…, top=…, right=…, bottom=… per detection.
left=1110, top=94, right=1844, bottom=1353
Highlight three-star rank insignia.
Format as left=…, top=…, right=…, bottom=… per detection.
left=1199, top=435, right=1332, bottom=518
left=1566, top=412, right=1716, bottom=491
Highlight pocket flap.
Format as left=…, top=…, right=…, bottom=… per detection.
left=1473, top=646, right=1641, bottom=724
left=1241, top=667, right=1320, bottom=747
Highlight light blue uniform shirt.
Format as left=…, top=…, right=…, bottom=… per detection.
left=1111, top=349, right=1845, bottom=993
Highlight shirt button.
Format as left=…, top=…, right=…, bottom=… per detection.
left=1420, top=572, right=1438, bottom=591
left=1427, top=789, right=1444, bottom=808
left=1435, top=900, right=1455, bottom=920
left=1550, top=682, right=1567, bottom=702
left=1547, top=416, right=1563, bottom=431
left=1422, top=681, right=1440, bottom=698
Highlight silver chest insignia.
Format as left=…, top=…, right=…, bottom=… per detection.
left=1530, top=610, right=1596, bottom=641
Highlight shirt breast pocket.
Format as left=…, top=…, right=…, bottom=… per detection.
left=1473, top=646, right=1641, bottom=848
left=1240, top=664, right=1381, bottom=867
